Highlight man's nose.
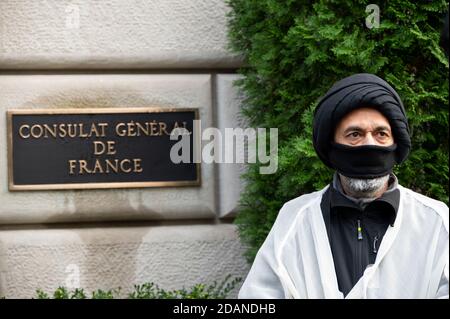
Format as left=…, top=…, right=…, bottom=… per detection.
left=362, top=132, right=378, bottom=145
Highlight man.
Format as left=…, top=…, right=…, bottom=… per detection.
left=238, top=73, right=449, bottom=299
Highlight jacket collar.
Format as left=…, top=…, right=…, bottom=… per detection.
left=330, top=173, right=399, bottom=226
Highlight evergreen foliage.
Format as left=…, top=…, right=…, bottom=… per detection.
left=227, top=0, right=449, bottom=261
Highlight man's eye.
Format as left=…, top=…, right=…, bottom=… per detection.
left=348, top=132, right=360, bottom=138
left=377, top=131, right=389, bottom=138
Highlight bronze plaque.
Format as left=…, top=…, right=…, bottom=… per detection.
left=7, top=108, right=200, bottom=191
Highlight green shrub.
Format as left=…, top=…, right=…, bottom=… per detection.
left=227, top=0, right=449, bottom=262
left=34, top=275, right=242, bottom=299
left=36, top=287, right=118, bottom=299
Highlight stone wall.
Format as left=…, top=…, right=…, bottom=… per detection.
left=0, top=0, right=248, bottom=298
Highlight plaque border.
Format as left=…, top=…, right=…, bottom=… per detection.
left=7, top=107, right=201, bottom=191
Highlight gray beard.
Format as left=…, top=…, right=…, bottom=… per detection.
left=339, top=174, right=390, bottom=199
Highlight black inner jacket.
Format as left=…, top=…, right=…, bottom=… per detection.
left=320, top=181, right=400, bottom=296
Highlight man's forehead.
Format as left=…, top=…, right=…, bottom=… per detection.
left=337, top=107, right=391, bottom=128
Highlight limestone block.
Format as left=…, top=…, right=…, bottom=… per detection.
left=0, top=224, right=249, bottom=298
left=216, top=74, right=247, bottom=218
left=0, top=74, right=215, bottom=224
left=0, top=0, right=242, bottom=69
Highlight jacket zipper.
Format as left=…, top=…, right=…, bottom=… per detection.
left=373, top=234, right=379, bottom=254
left=357, top=219, right=363, bottom=241
left=356, top=219, right=363, bottom=280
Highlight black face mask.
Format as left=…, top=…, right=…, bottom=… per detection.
left=328, top=142, right=398, bottom=179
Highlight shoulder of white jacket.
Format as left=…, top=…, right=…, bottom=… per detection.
left=399, top=185, right=449, bottom=228
left=278, top=185, right=329, bottom=216
left=266, top=185, right=329, bottom=244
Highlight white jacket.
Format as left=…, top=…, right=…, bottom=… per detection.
left=238, top=185, right=449, bottom=299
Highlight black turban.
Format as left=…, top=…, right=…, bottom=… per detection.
left=313, top=73, right=411, bottom=169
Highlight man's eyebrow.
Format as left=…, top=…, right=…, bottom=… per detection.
left=374, top=125, right=391, bottom=131
left=343, top=126, right=364, bottom=134
left=343, top=125, right=391, bottom=134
